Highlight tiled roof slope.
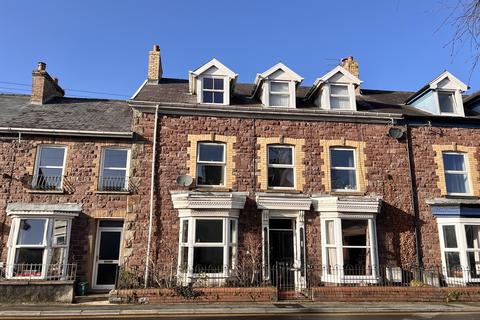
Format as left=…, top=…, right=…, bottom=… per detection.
left=133, top=78, right=480, bottom=118
left=0, top=94, right=133, bottom=133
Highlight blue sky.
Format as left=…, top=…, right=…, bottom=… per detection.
left=0, top=0, right=478, bottom=99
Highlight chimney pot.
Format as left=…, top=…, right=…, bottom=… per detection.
left=37, top=62, right=46, bottom=72
left=153, top=44, right=160, bottom=52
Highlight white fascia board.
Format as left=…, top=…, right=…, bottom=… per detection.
left=190, top=58, right=237, bottom=79
left=130, top=79, right=147, bottom=100
left=430, top=70, right=469, bottom=92
left=305, top=65, right=362, bottom=100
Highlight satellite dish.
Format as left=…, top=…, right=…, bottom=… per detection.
left=388, top=127, right=404, bottom=139
left=176, top=175, right=193, bottom=187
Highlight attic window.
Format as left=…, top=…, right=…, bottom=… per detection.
left=438, top=92, right=456, bottom=114
left=202, top=78, right=224, bottom=104
left=269, top=81, right=290, bottom=107
left=329, top=84, right=351, bottom=110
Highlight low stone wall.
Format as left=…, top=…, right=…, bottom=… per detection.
left=110, top=287, right=277, bottom=304
left=312, top=286, right=480, bottom=302
left=0, top=280, right=75, bottom=303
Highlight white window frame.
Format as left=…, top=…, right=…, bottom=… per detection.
left=200, top=76, right=227, bottom=105
left=99, top=147, right=131, bottom=191
left=322, top=83, right=356, bottom=111
left=320, top=215, right=379, bottom=284
left=330, top=148, right=358, bottom=192
left=329, top=84, right=353, bottom=110
left=442, top=152, right=472, bottom=196
left=437, top=90, right=459, bottom=116
left=196, top=142, right=226, bottom=187
left=33, top=145, right=67, bottom=190
left=437, top=217, right=480, bottom=284
left=178, top=217, right=237, bottom=281
left=267, top=81, right=292, bottom=108
left=267, top=144, right=295, bottom=190
left=6, top=217, right=72, bottom=280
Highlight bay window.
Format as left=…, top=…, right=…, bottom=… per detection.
left=7, top=217, right=72, bottom=279
left=321, top=216, right=378, bottom=283
left=268, top=145, right=295, bottom=188
left=178, top=217, right=237, bottom=276
left=330, top=148, right=357, bottom=191
left=442, top=152, right=470, bottom=195
left=196, top=142, right=226, bottom=187
left=438, top=218, right=480, bottom=282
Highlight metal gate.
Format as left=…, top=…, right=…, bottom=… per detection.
left=273, top=262, right=311, bottom=300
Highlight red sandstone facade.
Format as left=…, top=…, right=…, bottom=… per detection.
left=1, top=47, right=480, bottom=296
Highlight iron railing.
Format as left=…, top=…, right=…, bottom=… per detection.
left=0, top=263, right=76, bottom=281
left=115, top=263, right=480, bottom=290
left=31, top=175, right=64, bottom=191
left=98, top=176, right=129, bottom=192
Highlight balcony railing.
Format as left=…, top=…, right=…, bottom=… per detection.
left=0, top=263, right=77, bottom=281
left=98, top=176, right=129, bottom=192
left=31, top=175, right=64, bottom=191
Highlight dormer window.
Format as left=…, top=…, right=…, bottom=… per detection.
left=202, top=77, right=224, bottom=104
left=269, top=81, right=290, bottom=107
left=305, top=64, right=361, bottom=111
left=438, top=91, right=456, bottom=114
left=189, top=58, right=237, bottom=106
left=253, top=63, right=303, bottom=109
left=329, top=84, right=351, bottom=110
left=406, top=71, right=468, bottom=117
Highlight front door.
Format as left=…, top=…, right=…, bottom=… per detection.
left=269, top=218, right=295, bottom=290
left=92, top=220, right=123, bottom=290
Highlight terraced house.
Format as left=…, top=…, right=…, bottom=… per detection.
left=1, top=45, right=480, bottom=302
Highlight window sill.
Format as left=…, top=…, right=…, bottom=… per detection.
left=443, top=195, right=479, bottom=200
left=94, top=190, right=131, bottom=195
left=27, top=190, right=65, bottom=194
left=193, top=187, right=232, bottom=192
left=329, top=191, right=366, bottom=196
left=265, top=189, right=302, bottom=194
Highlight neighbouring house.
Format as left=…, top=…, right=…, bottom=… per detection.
left=1, top=45, right=480, bottom=302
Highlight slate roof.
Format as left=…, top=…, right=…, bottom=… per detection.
left=0, top=94, right=132, bottom=133
left=132, top=77, right=480, bottom=120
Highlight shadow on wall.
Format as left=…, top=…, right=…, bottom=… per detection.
left=376, top=202, right=420, bottom=266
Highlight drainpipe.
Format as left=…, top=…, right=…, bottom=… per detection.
left=145, top=105, right=159, bottom=288
left=405, top=123, right=422, bottom=267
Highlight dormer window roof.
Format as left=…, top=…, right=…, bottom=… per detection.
left=252, top=63, right=303, bottom=108
left=405, top=71, right=469, bottom=117
left=305, top=65, right=362, bottom=111
left=189, top=58, right=238, bottom=105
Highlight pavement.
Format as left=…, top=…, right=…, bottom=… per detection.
left=1, top=301, right=480, bottom=318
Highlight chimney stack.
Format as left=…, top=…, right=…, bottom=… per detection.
left=31, top=62, right=65, bottom=105
left=147, top=44, right=163, bottom=83
left=341, top=56, right=359, bottom=79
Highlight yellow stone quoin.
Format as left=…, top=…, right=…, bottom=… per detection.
left=432, top=144, right=480, bottom=196
left=187, top=134, right=237, bottom=188
left=257, top=137, right=305, bottom=191
left=320, top=139, right=367, bottom=193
